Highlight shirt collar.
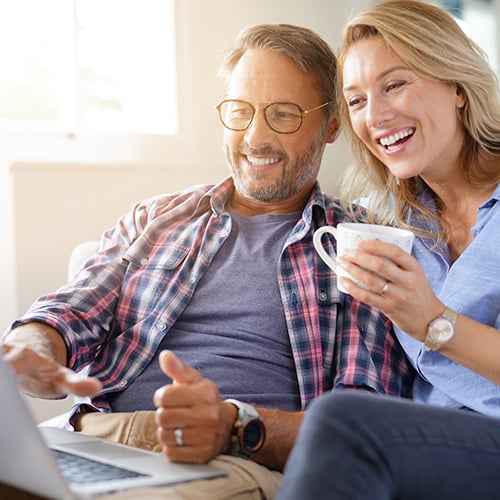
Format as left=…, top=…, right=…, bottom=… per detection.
left=480, top=181, right=500, bottom=208
left=193, top=177, right=235, bottom=217
left=196, top=177, right=325, bottom=221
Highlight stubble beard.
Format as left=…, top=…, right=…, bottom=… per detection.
left=225, top=133, right=326, bottom=203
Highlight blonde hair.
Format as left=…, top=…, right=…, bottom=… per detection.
left=337, top=0, right=500, bottom=237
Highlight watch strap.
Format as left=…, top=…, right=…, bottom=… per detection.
left=225, top=399, right=265, bottom=458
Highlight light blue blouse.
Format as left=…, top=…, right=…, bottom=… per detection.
left=394, top=181, right=500, bottom=417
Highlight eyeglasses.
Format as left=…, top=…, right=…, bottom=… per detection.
left=216, top=99, right=332, bottom=134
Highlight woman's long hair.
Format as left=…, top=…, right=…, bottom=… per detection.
left=337, top=0, right=500, bottom=239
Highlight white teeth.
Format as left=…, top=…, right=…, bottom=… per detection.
left=379, top=128, right=414, bottom=147
left=247, top=155, right=280, bottom=166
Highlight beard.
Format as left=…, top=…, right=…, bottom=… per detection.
left=224, top=131, right=326, bottom=203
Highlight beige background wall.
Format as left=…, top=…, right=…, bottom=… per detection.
left=2, top=0, right=366, bottom=421
left=4, top=0, right=500, bottom=422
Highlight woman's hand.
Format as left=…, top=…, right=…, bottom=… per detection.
left=337, top=239, right=445, bottom=340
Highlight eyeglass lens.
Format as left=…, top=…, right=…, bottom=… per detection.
left=218, top=100, right=303, bottom=133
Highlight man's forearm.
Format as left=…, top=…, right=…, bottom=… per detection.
left=253, top=408, right=305, bottom=471
left=3, top=321, right=68, bottom=366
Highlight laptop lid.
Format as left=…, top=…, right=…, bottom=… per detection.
left=0, top=351, right=226, bottom=499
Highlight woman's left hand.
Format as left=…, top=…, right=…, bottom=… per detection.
left=337, top=239, right=445, bottom=340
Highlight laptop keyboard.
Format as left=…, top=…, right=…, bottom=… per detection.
left=51, top=448, right=148, bottom=484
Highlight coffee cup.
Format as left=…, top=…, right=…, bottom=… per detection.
left=313, top=223, right=415, bottom=294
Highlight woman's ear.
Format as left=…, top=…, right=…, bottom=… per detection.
left=455, top=84, right=466, bottom=109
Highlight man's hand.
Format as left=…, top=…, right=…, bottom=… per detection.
left=153, top=350, right=237, bottom=464
left=1, top=342, right=102, bottom=399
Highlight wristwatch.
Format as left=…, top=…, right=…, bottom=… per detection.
left=225, top=399, right=266, bottom=459
left=424, top=307, right=458, bottom=351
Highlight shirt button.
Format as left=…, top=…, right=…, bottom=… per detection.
left=140, top=257, right=149, bottom=265
left=189, top=276, right=196, bottom=284
left=118, top=379, right=128, bottom=388
left=220, top=230, right=229, bottom=237
left=319, top=291, right=328, bottom=302
left=157, top=322, right=166, bottom=331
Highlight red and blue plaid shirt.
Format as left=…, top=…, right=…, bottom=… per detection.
left=11, top=178, right=413, bottom=420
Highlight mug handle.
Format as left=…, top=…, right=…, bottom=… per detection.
left=313, top=226, right=338, bottom=271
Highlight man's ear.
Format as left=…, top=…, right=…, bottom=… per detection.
left=325, top=112, right=340, bottom=144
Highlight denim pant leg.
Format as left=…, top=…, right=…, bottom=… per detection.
left=278, top=391, right=500, bottom=500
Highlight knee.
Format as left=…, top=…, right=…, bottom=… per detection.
left=309, top=390, right=376, bottom=424
left=303, top=391, right=385, bottom=445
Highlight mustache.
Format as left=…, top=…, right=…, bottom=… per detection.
left=239, top=146, right=286, bottom=160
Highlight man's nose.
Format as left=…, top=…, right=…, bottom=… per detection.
left=244, top=109, right=276, bottom=147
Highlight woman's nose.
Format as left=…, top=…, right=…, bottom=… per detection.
left=366, top=97, right=394, bottom=128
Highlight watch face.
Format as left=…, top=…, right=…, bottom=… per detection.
left=242, top=420, right=265, bottom=453
left=431, top=318, right=454, bottom=342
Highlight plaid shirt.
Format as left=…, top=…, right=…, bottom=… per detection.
left=11, top=178, right=413, bottom=419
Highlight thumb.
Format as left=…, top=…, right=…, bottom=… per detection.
left=158, top=350, right=203, bottom=385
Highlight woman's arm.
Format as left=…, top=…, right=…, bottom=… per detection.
left=337, top=239, right=500, bottom=386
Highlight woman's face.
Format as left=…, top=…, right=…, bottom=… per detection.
left=341, top=36, right=465, bottom=181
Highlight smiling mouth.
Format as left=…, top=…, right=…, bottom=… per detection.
left=246, top=155, right=281, bottom=166
left=377, top=128, right=415, bottom=151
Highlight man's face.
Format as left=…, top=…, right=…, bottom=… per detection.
left=222, top=48, right=336, bottom=205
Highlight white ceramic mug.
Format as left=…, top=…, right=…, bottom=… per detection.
left=313, top=223, right=415, bottom=294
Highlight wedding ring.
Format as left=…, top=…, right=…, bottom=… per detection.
left=174, top=427, right=184, bottom=447
left=380, top=281, right=389, bottom=295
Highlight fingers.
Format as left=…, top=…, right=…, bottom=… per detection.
left=59, top=369, right=103, bottom=397
left=160, top=427, right=214, bottom=452
left=154, top=395, right=223, bottom=464
left=156, top=424, right=215, bottom=463
left=357, top=239, right=414, bottom=269
left=153, top=352, right=225, bottom=463
left=2, top=343, right=102, bottom=398
left=338, top=239, right=412, bottom=290
left=158, top=350, right=204, bottom=385
left=154, top=350, right=209, bottom=406
left=337, top=257, right=391, bottom=296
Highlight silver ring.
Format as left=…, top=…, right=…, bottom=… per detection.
left=174, top=427, right=184, bottom=447
left=380, top=281, right=389, bottom=295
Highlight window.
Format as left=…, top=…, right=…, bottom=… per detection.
left=433, top=0, right=497, bottom=73
left=0, top=0, right=177, bottom=135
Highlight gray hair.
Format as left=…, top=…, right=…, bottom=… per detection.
left=219, top=23, right=337, bottom=115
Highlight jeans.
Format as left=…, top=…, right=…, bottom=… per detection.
left=277, top=391, right=500, bottom=500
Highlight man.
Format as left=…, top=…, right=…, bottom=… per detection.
left=1, top=23, right=413, bottom=498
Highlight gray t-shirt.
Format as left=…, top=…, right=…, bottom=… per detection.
left=108, top=207, right=301, bottom=412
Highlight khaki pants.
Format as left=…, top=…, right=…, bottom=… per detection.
left=74, top=411, right=282, bottom=499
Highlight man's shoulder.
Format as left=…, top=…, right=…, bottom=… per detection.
left=139, top=178, right=232, bottom=218
left=320, top=193, right=366, bottom=224
left=151, top=182, right=216, bottom=205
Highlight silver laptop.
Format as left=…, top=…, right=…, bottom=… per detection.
left=0, top=352, right=226, bottom=499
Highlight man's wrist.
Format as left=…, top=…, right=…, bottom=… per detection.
left=222, top=400, right=239, bottom=454
left=224, top=399, right=266, bottom=458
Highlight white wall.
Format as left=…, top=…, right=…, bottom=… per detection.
left=1, top=0, right=373, bottom=421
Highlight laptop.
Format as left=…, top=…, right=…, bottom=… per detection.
left=0, top=352, right=227, bottom=499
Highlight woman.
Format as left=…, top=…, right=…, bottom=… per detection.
left=277, top=1, right=500, bottom=498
